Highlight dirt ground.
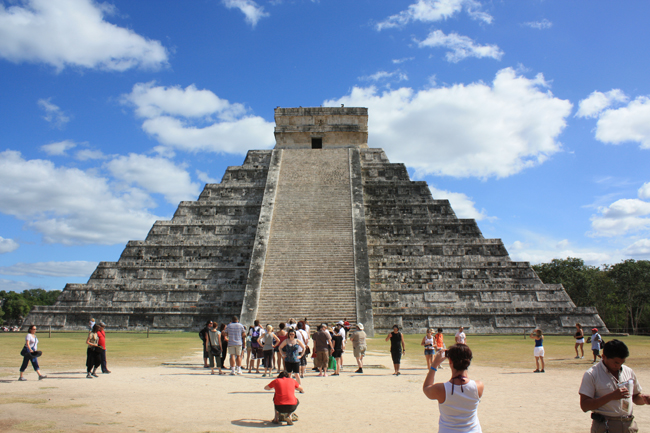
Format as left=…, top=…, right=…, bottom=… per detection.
left=1, top=349, right=649, bottom=433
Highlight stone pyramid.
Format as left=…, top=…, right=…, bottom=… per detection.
left=25, top=107, right=607, bottom=336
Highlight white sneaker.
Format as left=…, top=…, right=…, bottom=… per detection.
left=230, top=369, right=236, bottom=376
left=237, top=367, right=242, bottom=375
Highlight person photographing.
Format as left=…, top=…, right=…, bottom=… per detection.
left=423, top=344, right=484, bottom=433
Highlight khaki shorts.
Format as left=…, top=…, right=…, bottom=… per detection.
left=315, top=351, right=329, bottom=369
left=353, top=345, right=366, bottom=358
left=228, top=345, right=243, bottom=356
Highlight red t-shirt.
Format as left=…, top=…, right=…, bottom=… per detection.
left=267, top=378, right=299, bottom=405
left=97, top=329, right=106, bottom=348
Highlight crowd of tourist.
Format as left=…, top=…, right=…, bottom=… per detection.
left=15, top=318, right=650, bottom=431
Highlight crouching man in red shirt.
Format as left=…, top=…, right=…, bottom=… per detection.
left=264, top=371, right=304, bottom=425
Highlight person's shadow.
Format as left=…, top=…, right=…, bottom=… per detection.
left=231, top=419, right=280, bottom=428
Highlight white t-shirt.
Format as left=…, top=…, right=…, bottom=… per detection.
left=296, top=329, right=308, bottom=353
left=26, top=333, right=38, bottom=351
left=455, top=332, right=466, bottom=344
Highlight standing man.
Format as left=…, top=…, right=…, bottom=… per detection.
left=350, top=323, right=367, bottom=373
left=97, top=321, right=111, bottom=374
left=455, top=327, right=466, bottom=345
left=313, top=324, right=333, bottom=377
left=591, top=328, right=603, bottom=363
left=579, top=339, right=650, bottom=432
left=225, top=316, right=246, bottom=375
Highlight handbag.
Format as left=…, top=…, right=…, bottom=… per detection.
left=328, top=355, right=336, bottom=370
left=210, top=345, right=221, bottom=356
left=20, top=346, right=29, bottom=357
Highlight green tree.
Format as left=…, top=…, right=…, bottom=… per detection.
left=0, top=291, right=31, bottom=325
left=0, top=289, right=61, bottom=326
left=607, top=260, right=650, bottom=334
left=532, top=257, right=596, bottom=306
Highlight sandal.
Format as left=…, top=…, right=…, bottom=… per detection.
left=533, top=369, right=540, bottom=373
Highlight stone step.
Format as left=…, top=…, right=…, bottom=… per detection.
left=255, top=149, right=358, bottom=324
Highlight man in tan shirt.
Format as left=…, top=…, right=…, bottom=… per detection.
left=579, top=339, right=650, bottom=432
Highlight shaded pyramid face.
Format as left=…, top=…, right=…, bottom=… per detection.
left=25, top=108, right=607, bottom=335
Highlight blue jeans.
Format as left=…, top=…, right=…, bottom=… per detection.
left=20, top=355, right=39, bottom=372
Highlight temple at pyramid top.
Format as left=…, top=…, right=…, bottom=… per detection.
left=274, top=106, right=369, bottom=149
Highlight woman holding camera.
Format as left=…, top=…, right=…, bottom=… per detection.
left=422, top=344, right=484, bottom=433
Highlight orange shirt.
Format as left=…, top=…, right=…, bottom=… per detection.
left=434, top=333, right=444, bottom=349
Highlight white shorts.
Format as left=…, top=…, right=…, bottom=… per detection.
left=575, top=338, right=585, bottom=344
left=534, top=347, right=545, bottom=357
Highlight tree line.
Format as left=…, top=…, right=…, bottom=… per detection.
left=532, top=258, right=650, bottom=334
left=0, top=289, right=61, bottom=326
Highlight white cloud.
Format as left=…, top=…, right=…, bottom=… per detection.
left=376, top=0, right=492, bottom=30
left=0, top=237, right=19, bottom=254
left=75, top=149, right=105, bottom=161
left=0, top=0, right=168, bottom=71
left=0, top=279, right=37, bottom=291
left=417, top=29, right=503, bottom=62
left=392, top=57, right=414, bottom=64
left=38, top=98, right=70, bottom=128
left=196, top=170, right=219, bottom=184
left=125, top=82, right=245, bottom=120
left=590, top=198, right=650, bottom=237
left=325, top=67, right=572, bottom=179
left=624, top=239, right=650, bottom=256
left=122, top=82, right=275, bottom=155
left=639, top=182, right=650, bottom=200
left=222, top=0, right=269, bottom=27
left=508, top=238, right=612, bottom=266
left=0, top=261, right=96, bottom=277
left=523, top=19, right=552, bottom=30
left=428, top=185, right=489, bottom=221
left=593, top=96, right=650, bottom=149
left=359, top=70, right=408, bottom=82
left=106, top=154, right=201, bottom=204
left=576, top=89, right=628, bottom=118
left=41, top=140, right=76, bottom=156
left=0, top=150, right=161, bottom=245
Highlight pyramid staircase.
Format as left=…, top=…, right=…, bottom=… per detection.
left=254, top=149, right=358, bottom=326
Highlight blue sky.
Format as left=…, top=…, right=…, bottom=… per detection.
left=1, top=0, right=650, bottom=292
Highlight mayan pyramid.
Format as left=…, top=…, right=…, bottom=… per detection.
left=25, top=107, right=607, bottom=336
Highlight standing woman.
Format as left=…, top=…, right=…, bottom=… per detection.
left=331, top=324, right=344, bottom=376
left=275, top=323, right=288, bottom=372
left=385, top=325, right=406, bottom=376
left=261, top=325, right=280, bottom=377
left=423, top=345, right=484, bottom=433
left=279, top=328, right=305, bottom=385
left=421, top=328, right=435, bottom=369
left=219, top=323, right=228, bottom=369
left=574, top=323, right=584, bottom=359
left=86, top=324, right=102, bottom=378
left=18, top=325, right=46, bottom=381
left=530, top=329, right=545, bottom=373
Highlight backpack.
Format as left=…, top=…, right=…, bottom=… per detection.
left=199, top=327, right=207, bottom=342
left=250, top=326, right=261, bottom=348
